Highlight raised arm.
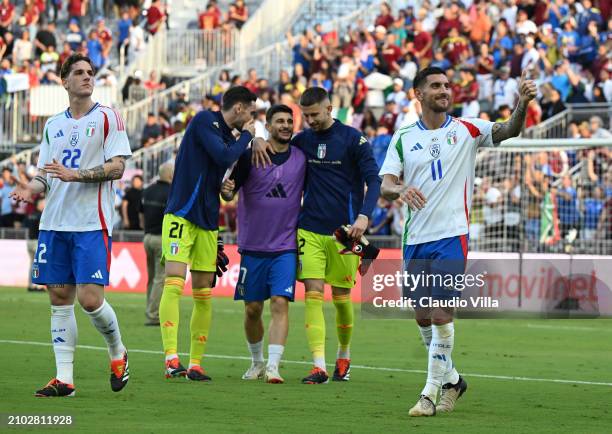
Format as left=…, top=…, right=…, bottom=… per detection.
left=44, top=156, right=127, bottom=183
left=491, top=69, right=537, bottom=144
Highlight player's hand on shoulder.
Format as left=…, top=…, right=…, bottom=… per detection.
left=251, top=137, right=274, bottom=168
left=44, top=159, right=78, bottom=182
left=400, top=186, right=427, bottom=211
left=518, top=69, right=537, bottom=103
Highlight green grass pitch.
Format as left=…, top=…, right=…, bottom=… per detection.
left=1, top=287, right=611, bottom=433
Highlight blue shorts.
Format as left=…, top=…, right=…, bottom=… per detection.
left=234, top=252, right=297, bottom=302
left=32, top=230, right=112, bottom=286
left=403, top=235, right=468, bottom=303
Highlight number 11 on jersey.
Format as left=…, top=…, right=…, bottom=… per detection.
left=431, top=159, right=443, bottom=181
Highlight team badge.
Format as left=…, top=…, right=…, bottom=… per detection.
left=446, top=129, right=458, bottom=145
left=85, top=121, right=96, bottom=137
left=170, top=242, right=179, bottom=255
left=317, top=144, right=326, bottom=159
left=32, top=264, right=39, bottom=279
left=429, top=142, right=440, bottom=158
left=70, top=131, right=79, bottom=147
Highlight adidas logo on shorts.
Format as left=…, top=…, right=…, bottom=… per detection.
left=91, top=270, right=104, bottom=279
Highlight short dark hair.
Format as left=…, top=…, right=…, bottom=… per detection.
left=413, top=67, right=446, bottom=89
left=300, top=87, right=329, bottom=106
left=60, top=53, right=95, bottom=80
left=266, top=104, right=293, bottom=123
left=221, top=86, right=256, bottom=111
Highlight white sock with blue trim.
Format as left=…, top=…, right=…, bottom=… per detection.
left=51, top=305, right=77, bottom=384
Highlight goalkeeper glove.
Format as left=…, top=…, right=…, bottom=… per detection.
left=333, top=225, right=380, bottom=276
left=212, top=235, right=230, bottom=287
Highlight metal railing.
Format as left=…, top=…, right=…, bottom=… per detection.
left=238, top=0, right=309, bottom=57
left=127, top=132, right=184, bottom=183
left=523, top=103, right=612, bottom=139
left=0, top=91, right=46, bottom=147
left=165, top=29, right=239, bottom=73
left=293, top=0, right=378, bottom=35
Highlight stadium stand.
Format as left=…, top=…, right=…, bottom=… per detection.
left=0, top=0, right=610, bottom=255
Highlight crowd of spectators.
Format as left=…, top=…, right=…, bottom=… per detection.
left=0, top=0, right=171, bottom=97
left=197, top=0, right=248, bottom=31
left=2, top=1, right=612, bottom=252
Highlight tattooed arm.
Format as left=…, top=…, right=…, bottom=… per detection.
left=44, top=156, right=127, bottom=183
left=491, top=99, right=529, bottom=144
left=491, top=69, right=537, bottom=145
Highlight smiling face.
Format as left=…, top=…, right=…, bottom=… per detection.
left=267, top=111, right=294, bottom=144
left=415, top=73, right=451, bottom=113
left=62, top=60, right=94, bottom=98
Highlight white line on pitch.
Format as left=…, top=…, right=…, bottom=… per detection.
left=526, top=324, right=609, bottom=332
left=1, top=339, right=611, bottom=387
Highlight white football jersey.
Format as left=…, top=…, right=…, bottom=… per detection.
left=379, top=114, right=494, bottom=246
left=38, top=103, right=132, bottom=235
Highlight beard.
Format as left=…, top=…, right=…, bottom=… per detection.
left=429, top=97, right=450, bottom=113
left=273, top=134, right=292, bottom=144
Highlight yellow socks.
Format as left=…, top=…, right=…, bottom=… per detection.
left=333, top=294, right=353, bottom=359
left=305, top=291, right=326, bottom=370
left=159, top=276, right=185, bottom=356
left=189, top=288, right=212, bottom=367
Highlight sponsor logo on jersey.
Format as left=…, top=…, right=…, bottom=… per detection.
left=446, top=130, right=458, bottom=145
left=32, top=264, right=39, bottom=279
left=86, top=121, right=96, bottom=137
left=70, top=131, right=79, bottom=147
left=170, top=242, right=179, bottom=255
left=317, top=144, right=326, bottom=159
left=213, top=121, right=219, bottom=129
left=53, top=130, right=64, bottom=139
left=265, top=183, right=287, bottom=198
left=410, top=143, right=423, bottom=152
left=429, top=142, right=440, bottom=158
left=359, top=136, right=367, bottom=145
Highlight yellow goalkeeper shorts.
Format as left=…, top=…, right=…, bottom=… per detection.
left=161, top=213, right=217, bottom=272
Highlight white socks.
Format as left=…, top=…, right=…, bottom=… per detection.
left=84, top=300, right=126, bottom=360
left=247, top=340, right=264, bottom=363
left=418, top=325, right=432, bottom=350
left=313, top=356, right=326, bottom=371
left=51, top=305, right=77, bottom=385
left=422, top=323, right=457, bottom=401
left=267, top=344, right=284, bottom=369
left=419, top=324, right=460, bottom=388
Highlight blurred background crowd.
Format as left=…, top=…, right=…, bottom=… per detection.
left=0, top=0, right=610, bottom=251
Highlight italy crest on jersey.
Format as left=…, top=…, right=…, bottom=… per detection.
left=429, top=141, right=440, bottom=158
left=446, top=129, right=458, bottom=145
left=32, top=264, right=39, bottom=279
left=170, top=242, right=179, bottom=256
left=317, top=144, right=326, bottom=159
left=86, top=121, right=96, bottom=137
left=70, top=131, right=79, bottom=147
